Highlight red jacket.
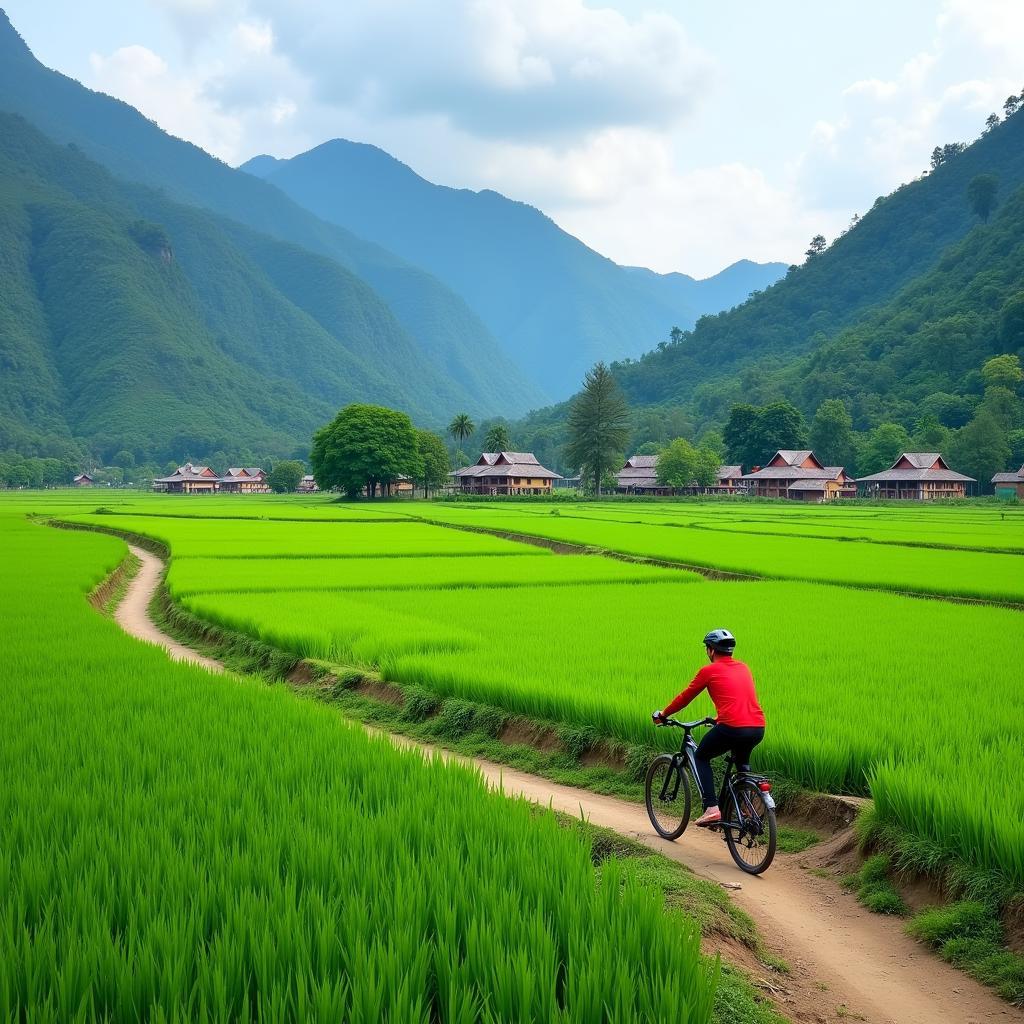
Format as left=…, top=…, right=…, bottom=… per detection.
left=663, top=656, right=765, bottom=728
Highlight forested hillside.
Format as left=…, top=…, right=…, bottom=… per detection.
left=0, top=114, right=509, bottom=462
left=242, top=140, right=785, bottom=394
left=0, top=10, right=542, bottom=414
left=610, top=104, right=1024, bottom=421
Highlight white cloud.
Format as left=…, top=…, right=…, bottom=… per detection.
left=797, top=3, right=1021, bottom=213
left=80, top=0, right=1024, bottom=276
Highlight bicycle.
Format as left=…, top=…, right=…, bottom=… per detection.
left=644, top=716, right=777, bottom=874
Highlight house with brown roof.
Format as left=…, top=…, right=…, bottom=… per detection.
left=742, top=450, right=856, bottom=501
left=992, top=465, right=1024, bottom=499
left=616, top=455, right=671, bottom=495
left=452, top=452, right=559, bottom=495
left=297, top=474, right=319, bottom=493
left=72, top=473, right=94, bottom=487
left=712, top=465, right=745, bottom=493
left=857, top=453, right=974, bottom=499
left=152, top=463, right=220, bottom=494
left=219, top=467, right=270, bottom=493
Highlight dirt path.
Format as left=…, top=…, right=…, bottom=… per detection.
left=110, top=544, right=1019, bottom=1024
left=114, top=545, right=223, bottom=673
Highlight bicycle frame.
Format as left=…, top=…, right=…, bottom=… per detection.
left=659, top=728, right=775, bottom=832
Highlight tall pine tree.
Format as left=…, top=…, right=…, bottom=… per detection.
left=565, top=362, right=630, bottom=495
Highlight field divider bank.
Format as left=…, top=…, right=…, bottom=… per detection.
left=404, top=510, right=1024, bottom=610
left=403, top=515, right=763, bottom=582
left=71, top=520, right=1016, bottom=1024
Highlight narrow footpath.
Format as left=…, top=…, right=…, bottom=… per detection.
left=115, top=544, right=1019, bottom=1024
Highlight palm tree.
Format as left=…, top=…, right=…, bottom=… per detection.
left=448, top=413, right=475, bottom=456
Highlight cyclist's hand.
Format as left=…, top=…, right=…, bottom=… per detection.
left=652, top=710, right=665, bottom=725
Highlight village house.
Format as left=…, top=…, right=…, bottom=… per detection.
left=857, top=453, right=974, bottom=499
left=992, top=464, right=1024, bottom=499
left=711, top=465, right=745, bottom=494
left=742, top=450, right=856, bottom=501
left=616, top=455, right=671, bottom=495
left=152, top=463, right=220, bottom=494
left=452, top=452, right=559, bottom=495
left=72, top=473, right=94, bottom=487
left=218, top=467, right=270, bottom=494
left=297, top=474, right=319, bottom=493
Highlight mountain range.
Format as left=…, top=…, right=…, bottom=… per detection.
left=241, top=141, right=786, bottom=393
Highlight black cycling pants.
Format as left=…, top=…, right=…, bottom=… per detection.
left=694, top=724, right=765, bottom=808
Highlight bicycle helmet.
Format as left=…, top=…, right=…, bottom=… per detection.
left=703, top=628, right=736, bottom=653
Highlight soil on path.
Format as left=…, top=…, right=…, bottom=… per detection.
left=111, top=543, right=1019, bottom=1024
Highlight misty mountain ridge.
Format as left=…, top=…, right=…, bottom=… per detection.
left=240, top=138, right=787, bottom=394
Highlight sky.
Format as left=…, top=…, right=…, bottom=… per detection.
left=5, top=1, right=1023, bottom=277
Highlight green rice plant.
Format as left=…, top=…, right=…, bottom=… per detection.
left=0, top=509, right=719, bottom=1021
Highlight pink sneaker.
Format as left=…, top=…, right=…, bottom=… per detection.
left=694, top=808, right=722, bottom=827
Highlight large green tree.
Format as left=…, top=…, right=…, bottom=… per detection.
left=311, top=404, right=419, bottom=498
left=415, top=429, right=451, bottom=497
left=858, top=422, right=913, bottom=476
left=483, top=423, right=512, bottom=453
left=693, top=446, right=722, bottom=489
left=723, top=404, right=759, bottom=469
left=809, top=399, right=856, bottom=469
left=981, top=353, right=1023, bottom=391
left=750, top=401, right=808, bottom=465
left=267, top=460, right=305, bottom=493
left=950, top=410, right=1011, bottom=488
left=565, top=362, right=630, bottom=495
left=656, top=438, right=696, bottom=490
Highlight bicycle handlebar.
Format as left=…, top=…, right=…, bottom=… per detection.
left=654, top=715, right=716, bottom=730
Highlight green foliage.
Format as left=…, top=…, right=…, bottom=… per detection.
left=842, top=854, right=908, bottom=915
left=414, top=428, right=450, bottom=496
left=267, top=460, right=305, bottom=493
left=949, top=410, right=1011, bottom=485
left=857, top=422, right=913, bottom=476
left=311, top=404, right=420, bottom=497
left=724, top=401, right=807, bottom=468
left=981, top=354, right=1024, bottom=391
left=565, top=362, right=630, bottom=495
left=908, top=902, right=1024, bottom=1003
left=483, top=423, right=512, bottom=453
left=810, top=400, right=856, bottom=470
left=656, top=437, right=697, bottom=489
left=967, top=173, right=999, bottom=222
left=447, top=413, right=475, bottom=450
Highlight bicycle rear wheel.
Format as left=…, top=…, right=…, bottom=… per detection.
left=723, top=780, right=777, bottom=874
left=645, top=754, right=695, bottom=839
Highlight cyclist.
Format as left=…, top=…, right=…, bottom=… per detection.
left=652, top=629, right=765, bottom=827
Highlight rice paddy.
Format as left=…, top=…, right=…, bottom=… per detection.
left=0, top=505, right=717, bottom=1021
left=43, top=492, right=1024, bottom=892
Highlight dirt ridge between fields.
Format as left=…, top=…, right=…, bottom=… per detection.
left=111, top=542, right=1016, bottom=1024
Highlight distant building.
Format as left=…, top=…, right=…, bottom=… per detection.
left=742, top=450, right=856, bottom=501
left=857, top=453, right=974, bottom=500
left=712, top=465, right=745, bottom=494
left=616, top=455, right=671, bottom=495
left=452, top=452, right=559, bottom=495
left=72, top=473, right=94, bottom=487
left=297, top=474, right=319, bottom=493
left=219, top=467, right=270, bottom=493
left=152, top=464, right=220, bottom=494
left=991, top=465, right=1024, bottom=499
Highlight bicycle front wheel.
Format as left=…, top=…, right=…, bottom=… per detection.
left=723, top=780, right=777, bottom=874
left=645, top=754, right=694, bottom=839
